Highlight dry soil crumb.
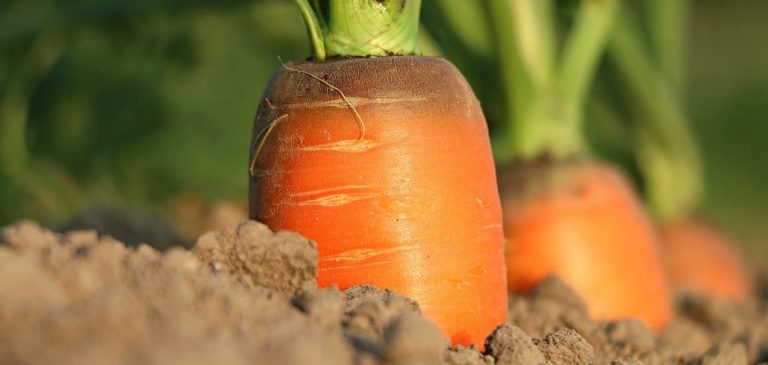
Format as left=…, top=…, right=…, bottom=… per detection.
left=1, top=221, right=767, bottom=365
left=533, top=328, right=594, bottom=365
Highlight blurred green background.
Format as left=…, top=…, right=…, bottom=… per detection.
left=1, top=0, right=766, bottom=260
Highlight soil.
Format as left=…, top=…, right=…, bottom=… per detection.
left=0, top=220, right=766, bottom=365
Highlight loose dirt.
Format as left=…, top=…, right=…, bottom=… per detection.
left=0, top=221, right=766, bottom=364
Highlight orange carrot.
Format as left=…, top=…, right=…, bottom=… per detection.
left=500, top=160, right=671, bottom=329
left=487, top=0, right=672, bottom=329
left=249, top=1, right=506, bottom=347
left=660, top=219, right=753, bottom=301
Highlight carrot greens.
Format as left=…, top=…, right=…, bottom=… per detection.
left=294, top=0, right=421, bottom=60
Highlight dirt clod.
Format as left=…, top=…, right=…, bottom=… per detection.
left=533, top=328, right=594, bottom=365
left=384, top=313, right=449, bottom=364
left=343, top=285, right=421, bottom=340
left=193, top=220, right=317, bottom=295
left=485, top=324, right=547, bottom=365
left=507, top=276, right=596, bottom=339
left=443, top=346, right=494, bottom=365
left=293, top=287, right=345, bottom=327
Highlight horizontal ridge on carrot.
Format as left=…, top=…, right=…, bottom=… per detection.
left=249, top=0, right=507, bottom=347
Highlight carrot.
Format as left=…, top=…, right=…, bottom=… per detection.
left=499, top=160, right=671, bottom=329
left=660, top=219, right=753, bottom=300
left=607, top=1, right=753, bottom=301
left=487, top=0, right=672, bottom=329
left=249, top=0, right=506, bottom=347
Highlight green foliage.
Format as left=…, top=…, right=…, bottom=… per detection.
left=1, top=0, right=767, bottom=254
left=0, top=0, right=306, bottom=225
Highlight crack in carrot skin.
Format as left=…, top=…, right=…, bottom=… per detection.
left=288, top=185, right=376, bottom=198
left=283, top=192, right=384, bottom=207
left=297, top=139, right=378, bottom=152
left=320, top=246, right=416, bottom=262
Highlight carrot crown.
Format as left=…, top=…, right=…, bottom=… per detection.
left=294, top=0, right=422, bottom=60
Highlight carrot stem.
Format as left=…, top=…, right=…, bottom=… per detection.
left=645, top=0, right=688, bottom=93
left=491, top=0, right=617, bottom=164
left=293, top=0, right=326, bottom=60
left=293, top=0, right=422, bottom=60
left=608, top=6, right=703, bottom=221
left=558, top=0, right=619, bottom=140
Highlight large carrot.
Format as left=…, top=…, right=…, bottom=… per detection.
left=607, top=0, right=753, bottom=301
left=249, top=0, right=506, bottom=347
left=487, top=0, right=671, bottom=329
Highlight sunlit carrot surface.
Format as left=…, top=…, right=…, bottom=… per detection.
left=249, top=56, right=507, bottom=347
left=660, top=219, right=753, bottom=301
left=501, top=160, right=671, bottom=330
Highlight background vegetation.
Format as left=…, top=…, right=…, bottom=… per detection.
left=1, top=0, right=766, bottom=259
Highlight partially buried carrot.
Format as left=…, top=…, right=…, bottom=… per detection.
left=661, top=219, right=753, bottom=300
left=487, top=0, right=671, bottom=329
left=249, top=0, right=506, bottom=347
left=499, top=160, right=671, bottom=329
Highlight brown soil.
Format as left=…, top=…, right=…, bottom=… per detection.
left=0, top=221, right=766, bottom=365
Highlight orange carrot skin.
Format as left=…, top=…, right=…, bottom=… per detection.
left=249, top=56, right=507, bottom=347
left=660, top=219, right=753, bottom=301
left=500, top=161, right=671, bottom=330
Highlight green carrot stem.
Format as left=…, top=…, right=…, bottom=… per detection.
left=486, top=0, right=534, bottom=162
left=609, top=9, right=703, bottom=221
left=645, top=0, right=688, bottom=93
left=294, top=0, right=422, bottom=60
left=509, top=0, right=557, bottom=91
left=559, top=0, right=619, bottom=136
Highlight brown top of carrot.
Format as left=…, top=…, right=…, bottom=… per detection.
left=259, top=56, right=474, bottom=110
